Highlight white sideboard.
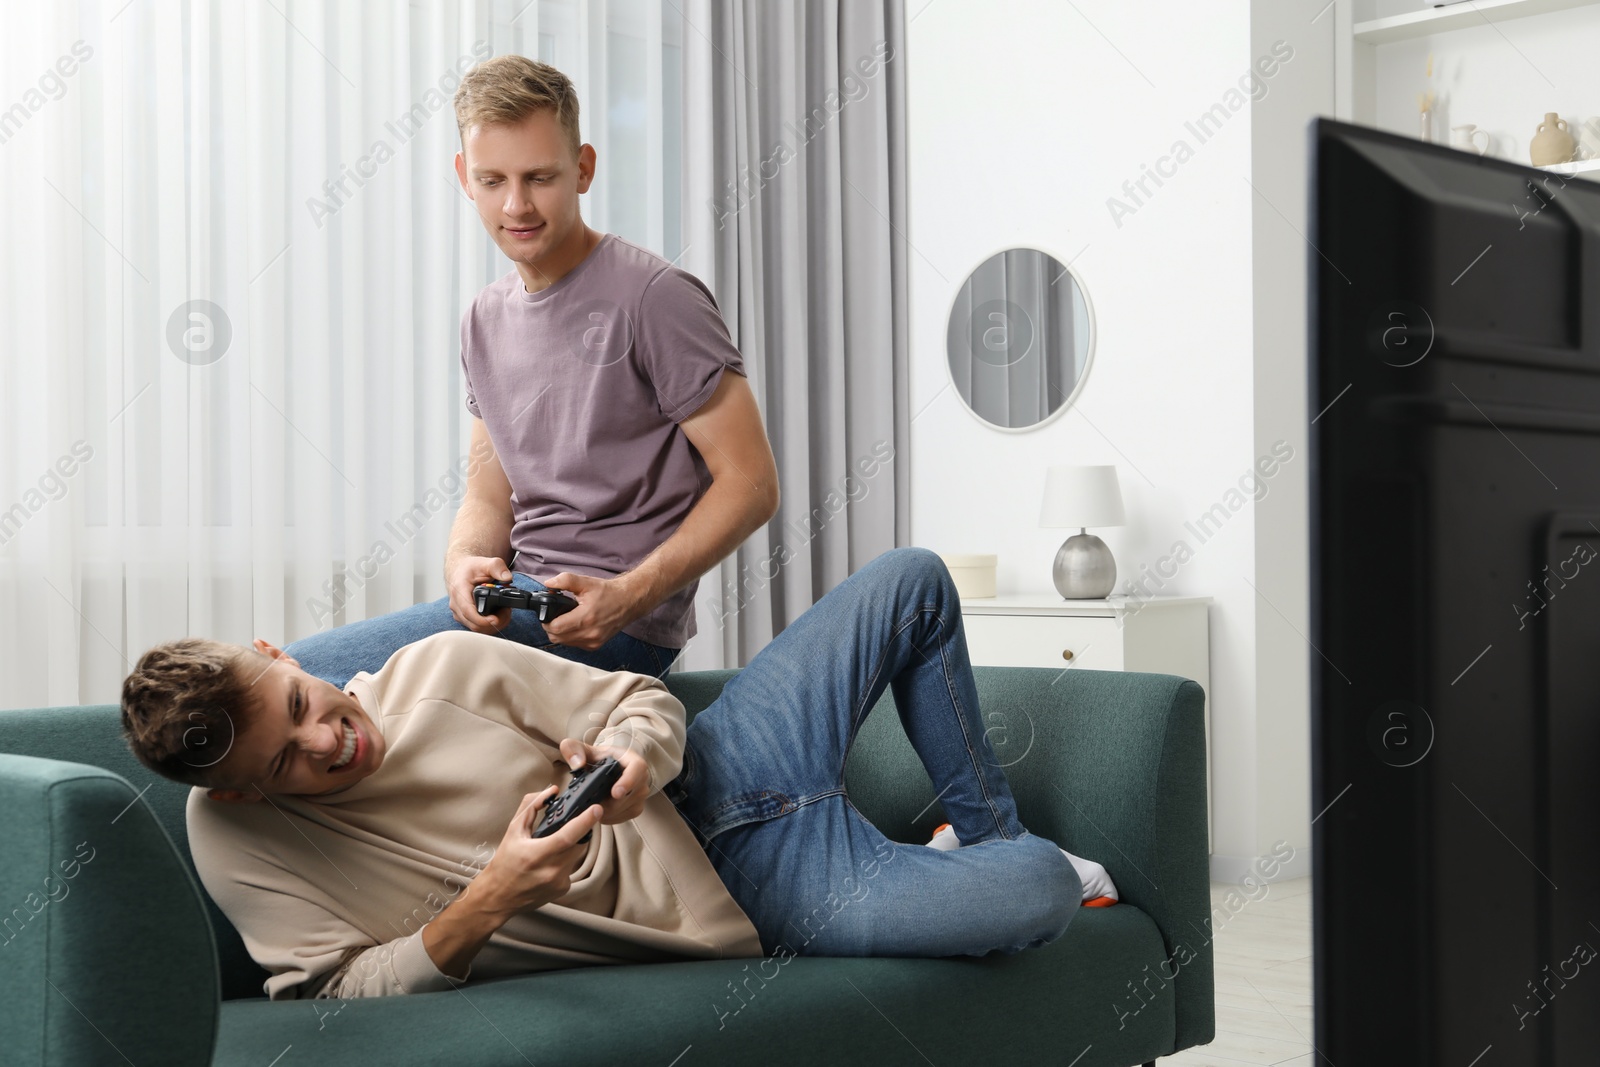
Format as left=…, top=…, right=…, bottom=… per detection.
left=959, top=594, right=1212, bottom=847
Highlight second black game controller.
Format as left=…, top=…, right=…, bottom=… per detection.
left=473, top=582, right=579, bottom=623
left=532, top=757, right=624, bottom=843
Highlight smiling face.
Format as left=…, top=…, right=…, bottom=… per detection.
left=208, top=643, right=388, bottom=802
left=454, top=109, right=598, bottom=294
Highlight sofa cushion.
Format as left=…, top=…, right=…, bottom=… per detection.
left=210, top=903, right=1175, bottom=1067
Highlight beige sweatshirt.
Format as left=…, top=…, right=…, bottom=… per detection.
left=186, top=631, right=763, bottom=1000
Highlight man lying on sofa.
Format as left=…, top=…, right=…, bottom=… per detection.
left=119, top=548, right=1118, bottom=1000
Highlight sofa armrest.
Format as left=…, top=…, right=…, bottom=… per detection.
left=0, top=754, right=220, bottom=1067
left=843, top=665, right=1214, bottom=1051
left=1010, top=667, right=1214, bottom=1050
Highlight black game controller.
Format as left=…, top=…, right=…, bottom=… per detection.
left=473, top=582, right=579, bottom=623
left=532, top=757, right=624, bottom=843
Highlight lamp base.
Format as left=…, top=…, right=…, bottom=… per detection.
left=1052, top=530, right=1116, bottom=599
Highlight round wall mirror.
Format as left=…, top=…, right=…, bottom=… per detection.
left=945, top=247, right=1095, bottom=431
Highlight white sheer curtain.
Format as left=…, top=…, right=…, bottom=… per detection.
left=0, top=0, right=685, bottom=709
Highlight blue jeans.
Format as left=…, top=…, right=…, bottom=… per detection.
left=664, top=547, right=1078, bottom=959
left=284, top=572, right=679, bottom=689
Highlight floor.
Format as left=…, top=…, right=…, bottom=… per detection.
left=1157, top=877, right=1316, bottom=1067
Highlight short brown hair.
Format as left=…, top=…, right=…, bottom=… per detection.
left=121, top=639, right=264, bottom=788
left=453, top=54, right=582, bottom=162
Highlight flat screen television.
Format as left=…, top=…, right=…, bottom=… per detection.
left=1311, top=118, right=1600, bottom=1065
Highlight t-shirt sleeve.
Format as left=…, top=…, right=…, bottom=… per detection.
left=460, top=306, right=482, bottom=419
left=634, top=265, right=747, bottom=423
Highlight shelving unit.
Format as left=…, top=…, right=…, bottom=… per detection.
left=1353, top=0, right=1600, bottom=44
left=1335, top=0, right=1599, bottom=158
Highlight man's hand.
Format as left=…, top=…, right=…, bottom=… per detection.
left=446, top=555, right=516, bottom=634
left=419, top=785, right=600, bottom=979
left=558, top=737, right=651, bottom=824
left=540, top=572, right=646, bottom=650
left=473, top=786, right=606, bottom=919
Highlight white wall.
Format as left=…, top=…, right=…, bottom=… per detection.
left=1249, top=0, right=1336, bottom=877
left=820, top=0, right=1593, bottom=878
left=905, top=0, right=1274, bottom=866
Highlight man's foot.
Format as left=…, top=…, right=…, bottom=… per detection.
left=925, top=823, right=1119, bottom=905
left=1067, top=852, right=1119, bottom=906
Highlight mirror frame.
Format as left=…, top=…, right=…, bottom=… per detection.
left=942, top=243, right=1098, bottom=434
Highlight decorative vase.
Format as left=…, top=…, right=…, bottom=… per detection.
left=1530, top=112, right=1575, bottom=166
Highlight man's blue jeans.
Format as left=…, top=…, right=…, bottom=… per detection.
left=284, top=572, right=679, bottom=690
left=664, top=547, right=1079, bottom=959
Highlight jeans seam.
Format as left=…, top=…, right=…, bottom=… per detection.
left=767, top=788, right=845, bottom=826
left=698, top=787, right=834, bottom=842
left=838, top=608, right=932, bottom=787
left=935, top=606, right=1015, bottom=841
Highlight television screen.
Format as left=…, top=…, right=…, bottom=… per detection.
left=1311, top=117, right=1600, bottom=1065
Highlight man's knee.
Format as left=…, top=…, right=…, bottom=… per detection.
left=876, top=547, right=956, bottom=602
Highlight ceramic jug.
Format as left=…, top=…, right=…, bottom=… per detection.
left=1451, top=124, right=1490, bottom=155
left=1530, top=112, right=1575, bottom=166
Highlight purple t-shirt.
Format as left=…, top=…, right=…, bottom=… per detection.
left=459, top=233, right=746, bottom=648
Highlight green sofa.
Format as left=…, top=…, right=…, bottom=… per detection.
left=0, top=665, right=1213, bottom=1067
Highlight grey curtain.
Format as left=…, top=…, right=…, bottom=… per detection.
left=677, top=0, right=910, bottom=670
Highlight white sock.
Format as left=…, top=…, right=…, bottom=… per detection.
left=1062, top=849, right=1118, bottom=902
left=925, top=824, right=1118, bottom=902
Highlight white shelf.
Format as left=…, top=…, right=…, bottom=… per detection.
left=1540, top=157, right=1600, bottom=180
left=1354, top=0, right=1600, bottom=44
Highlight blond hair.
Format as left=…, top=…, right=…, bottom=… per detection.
left=453, top=54, right=582, bottom=161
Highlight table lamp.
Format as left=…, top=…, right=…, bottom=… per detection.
left=1039, top=465, right=1125, bottom=599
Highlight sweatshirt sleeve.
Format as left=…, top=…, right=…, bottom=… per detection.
left=315, top=930, right=463, bottom=1000
left=375, top=632, right=687, bottom=797
left=186, top=792, right=466, bottom=1000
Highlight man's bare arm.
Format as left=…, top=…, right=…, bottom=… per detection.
left=543, top=369, right=780, bottom=649
left=443, top=418, right=519, bottom=633
left=624, top=368, right=781, bottom=608
left=420, top=787, right=604, bottom=980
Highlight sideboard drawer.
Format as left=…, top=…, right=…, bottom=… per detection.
left=961, top=614, right=1125, bottom=672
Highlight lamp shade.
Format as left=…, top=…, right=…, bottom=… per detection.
left=1039, top=465, right=1125, bottom=528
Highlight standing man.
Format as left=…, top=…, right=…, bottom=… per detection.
left=287, top=55, right=778, bottom=685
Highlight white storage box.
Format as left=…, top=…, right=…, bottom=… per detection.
left=940, top=553, right=997, bottom=598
